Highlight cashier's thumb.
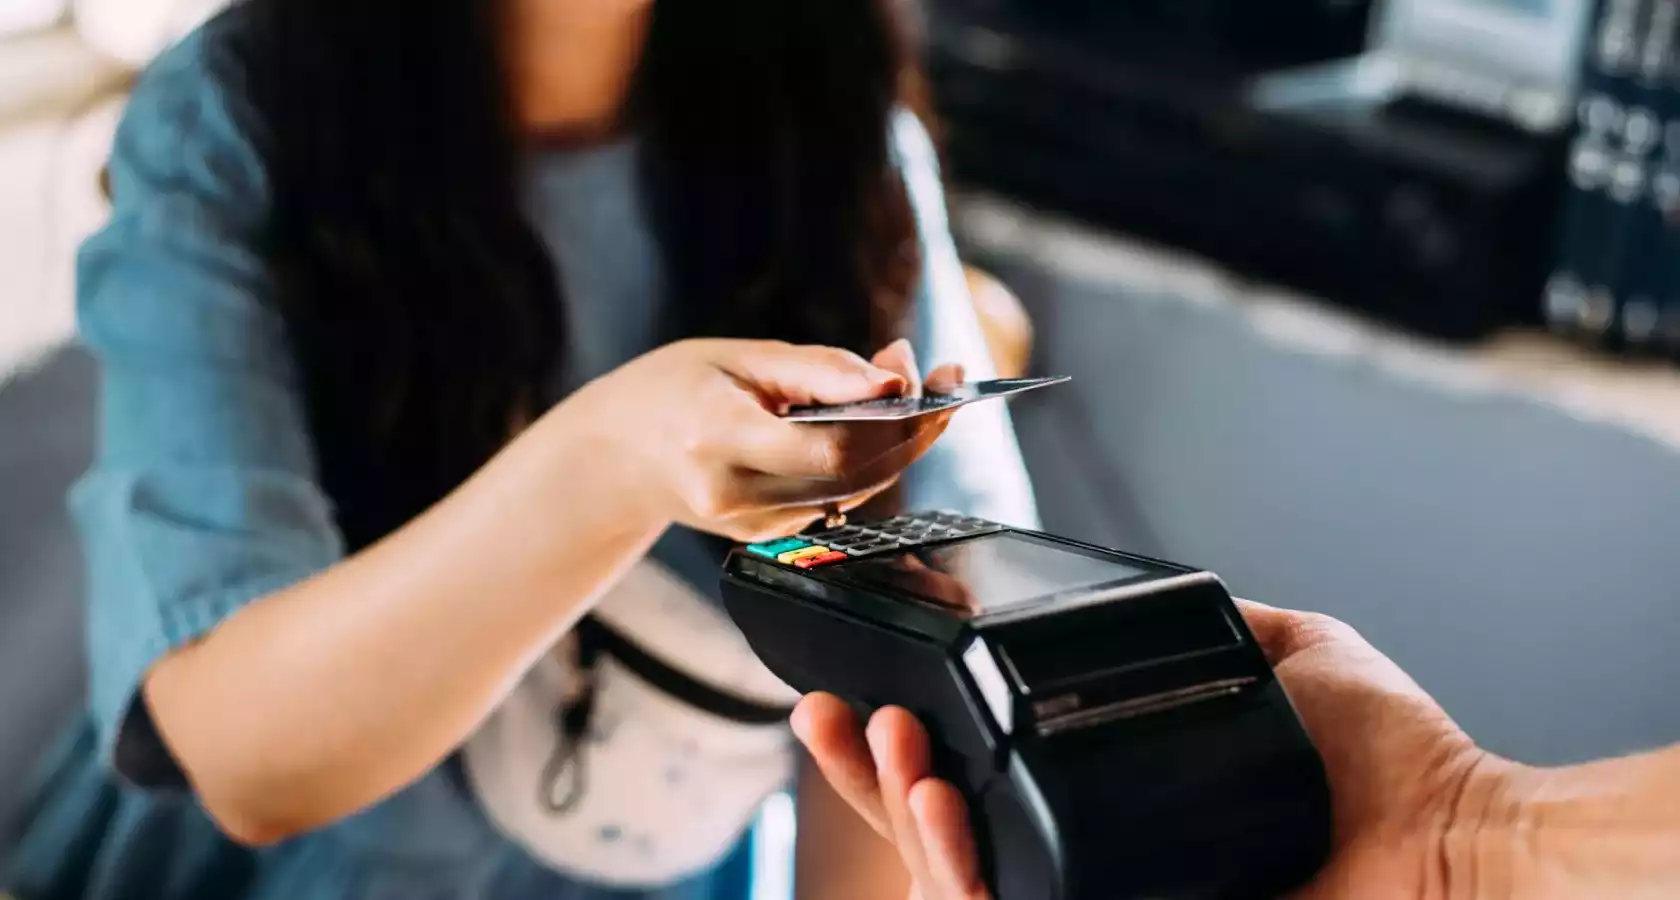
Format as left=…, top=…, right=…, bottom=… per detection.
left=1235, top=598, right=1350, bottom=667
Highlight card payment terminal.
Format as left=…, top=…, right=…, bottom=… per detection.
left=720, top=512, right=1331, bottom=899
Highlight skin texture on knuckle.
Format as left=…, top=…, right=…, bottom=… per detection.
left=1280, top=609, right=1363, bottom=659
left=674, top=420, right=722, bottom=470
left=728, top=338, right=792, bottom=368
left=818, top=346, right=870, bottom=370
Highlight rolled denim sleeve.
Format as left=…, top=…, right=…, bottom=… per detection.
left=891, top=110, right=1041, bottom=528
left=70, top=34, right=344, bottom=789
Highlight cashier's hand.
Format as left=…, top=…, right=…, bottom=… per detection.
left=791, top=601, right=1517, bottom=900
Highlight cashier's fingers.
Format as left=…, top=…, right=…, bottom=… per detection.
left=869, top=707, right=944, bottom=897
left=909, top=779, right=991, bottom=900
left=792, top=694, right=891, bottom=836
left=796, top=697, right=985, bottom=900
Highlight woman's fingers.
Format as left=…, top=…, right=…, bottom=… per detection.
left=792, top=694, right=892, bottom=837
left=722, top=471, right=900, bottom=542
left=709, top=340, right=906, bottom=408
left=737, top=413, right=956, bottom=502
left=725, top=343, right=966, bottom=488
left=910, top=779, right=990, bottom=900
left=925, top=363, right=966, bottom=394
left=732, top=406, right=945, bottom=484
left=870, top=707, right=942, bottom=895
left=873, top=339, right=926, bottom=398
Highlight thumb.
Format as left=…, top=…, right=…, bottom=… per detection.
left=1236, top=598, right=1352, bottom=668
left=1234, top=598, right=1296, bottom=665
left=712, top=340, right=907, bottom=407
left=872, top=338, right=925, bottom=398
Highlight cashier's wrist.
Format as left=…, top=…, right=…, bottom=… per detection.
left=1432, top=753, right=1530, bottom=900
left=1442, top=751, right=1680, bottom=900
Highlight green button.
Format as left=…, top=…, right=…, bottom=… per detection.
left=747, top=537, right=807, bottom=558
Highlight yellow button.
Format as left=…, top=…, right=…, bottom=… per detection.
left=777, top=545, right=830, bottom=564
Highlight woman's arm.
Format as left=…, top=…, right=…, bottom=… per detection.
left=141, top=403, right=668, bottom=845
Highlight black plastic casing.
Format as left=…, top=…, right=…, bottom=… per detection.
left=720, top=525, right=1332, bottom=900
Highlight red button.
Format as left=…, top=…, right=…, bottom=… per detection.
left=794, top=551, right=848, bottom=568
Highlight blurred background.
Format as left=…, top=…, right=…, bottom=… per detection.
left=3, top=0, right=1680, bottom=886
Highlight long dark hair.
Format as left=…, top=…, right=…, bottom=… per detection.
left=223, top=0, right=923, bottom=550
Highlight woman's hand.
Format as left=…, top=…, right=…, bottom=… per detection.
left=792, top=601, right=1519, bottom=900
left=562, top=336, right=960, bottom=543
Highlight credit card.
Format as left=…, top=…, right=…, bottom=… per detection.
left=784, top=376, right=1071, bottom=422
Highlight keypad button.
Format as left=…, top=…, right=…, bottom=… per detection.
left=777, top=512, right=1002, bottom=556
left=777, top=545, right=831, bottom=564
left=748, top=537, right=808, bottom=558
left=794, top=550, right=848, bottom=568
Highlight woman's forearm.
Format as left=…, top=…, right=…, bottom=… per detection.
left=1453, top=745, right=1680, bottom=899
left=145, top=401, right=666, bottom=845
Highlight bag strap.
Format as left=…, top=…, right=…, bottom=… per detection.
left=577, top=615, right=796, bottom=724
left=539, top=614, right=795, bottom=816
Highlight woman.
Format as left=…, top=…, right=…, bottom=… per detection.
left=1, top=0, right=1040, bottom=897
